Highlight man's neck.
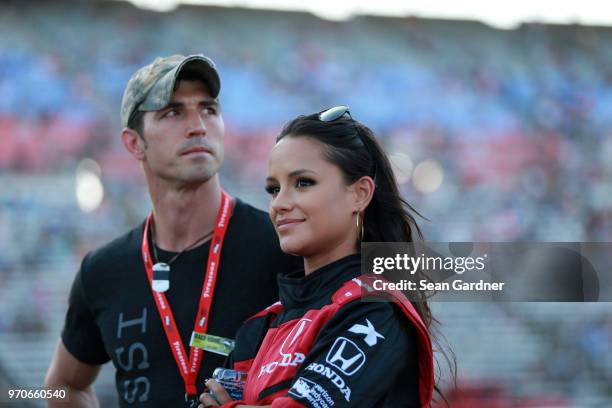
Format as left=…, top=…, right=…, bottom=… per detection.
left=148, top=176, right=223, bottom=252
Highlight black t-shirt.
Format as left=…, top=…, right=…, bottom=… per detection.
left=61, top=199, right=299, bottom=407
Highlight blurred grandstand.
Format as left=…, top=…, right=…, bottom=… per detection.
left=0, top=0, right=611, bottom=406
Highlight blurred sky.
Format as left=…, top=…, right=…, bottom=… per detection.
left=122, top=0, right=612, bottom=29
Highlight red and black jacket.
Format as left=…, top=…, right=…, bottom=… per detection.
left=223, top=254, right=434, bottom=408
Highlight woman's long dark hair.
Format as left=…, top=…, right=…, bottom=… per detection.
left=278, top=112, right=455, bottom=405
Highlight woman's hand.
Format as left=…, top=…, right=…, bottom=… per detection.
left=198, top=378, right=232, bottom=407
left=198, top=379, right=270, bottom=408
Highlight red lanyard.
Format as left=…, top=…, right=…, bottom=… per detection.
left=141, top=190, right=233, bottom=397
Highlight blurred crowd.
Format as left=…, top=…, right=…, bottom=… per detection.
left=0, top=1, right=611, bottom=405
left=0, top=2, right=610, bottom=248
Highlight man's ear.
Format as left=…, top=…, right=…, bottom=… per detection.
left=351, top=176, right=375, bottom=212
left=121, top=128, right=147, bottom=161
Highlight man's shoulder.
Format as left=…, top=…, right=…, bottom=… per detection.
left=228, top=198, right=298, bottom=270
left=82, top=222, right=145, bottom=272
left=232, top=198, right=274, bottom=232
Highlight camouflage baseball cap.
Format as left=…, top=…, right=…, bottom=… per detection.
left=120, top=54, right=221, bottom=127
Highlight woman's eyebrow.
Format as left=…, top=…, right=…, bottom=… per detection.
left=288, top=169, right=317, bottom=177
left=266, top=169, right=317, bottom=183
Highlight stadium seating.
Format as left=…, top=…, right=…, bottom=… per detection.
left=1, top=1, right=611, bottom=406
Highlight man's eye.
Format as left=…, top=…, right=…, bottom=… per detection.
left=162, top=109, right=179, bottom=118
left=265, top=185, right=280, bottom=196
left=203, top=106, right=217, bottom=115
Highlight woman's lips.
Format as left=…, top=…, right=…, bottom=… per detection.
left=276, top=218, right=304, bottom=232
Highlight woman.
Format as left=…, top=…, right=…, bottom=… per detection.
left=200, top=106, right=441, bottom=408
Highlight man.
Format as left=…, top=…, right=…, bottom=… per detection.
left=45, top=54, right=296, bottom=407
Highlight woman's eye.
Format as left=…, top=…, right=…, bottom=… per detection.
left=296, top=178, right=314, bottom=188
left=265, top=185, right=280, bottom=196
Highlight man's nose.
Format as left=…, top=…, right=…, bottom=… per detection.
left=186, top=110, right=206, bottom=137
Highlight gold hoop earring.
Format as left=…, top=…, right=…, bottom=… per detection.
left=356, top=212, right=364, bottom=242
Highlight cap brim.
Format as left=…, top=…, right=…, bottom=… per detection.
left=139, top=55, right=221, bottom=112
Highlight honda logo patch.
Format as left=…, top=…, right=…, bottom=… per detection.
left=325, top=337, right=365, bottom=376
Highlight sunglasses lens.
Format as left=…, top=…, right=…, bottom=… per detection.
left=319, top=105, right=350, bottom=122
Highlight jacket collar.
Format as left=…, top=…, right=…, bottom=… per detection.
left=278, top=254, right=361, bottom=309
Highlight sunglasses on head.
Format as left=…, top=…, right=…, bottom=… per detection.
left=318, top=105, right=377, bottom=182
